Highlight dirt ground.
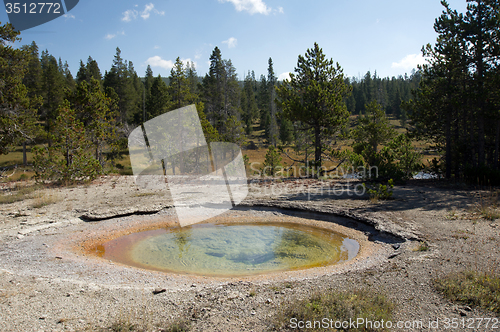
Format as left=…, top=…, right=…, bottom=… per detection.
left=0, top=176, right=499, bottom=331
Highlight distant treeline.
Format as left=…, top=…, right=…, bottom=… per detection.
left=4, top=0, right=498, bottom=184
left=21, top=40, right=419, bottom=140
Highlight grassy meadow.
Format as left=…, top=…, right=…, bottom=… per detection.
left=0, top=115, right=436, bottom=182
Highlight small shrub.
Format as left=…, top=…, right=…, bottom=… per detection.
left=165, top=319, right=190, bottom=332
left=262, top=146, right=282, bottom=177
left=364, top=179, right=394, bottom=200
left=434, top=271, right=500, bottom=314
left=413, top=241, right=429, bottom=252
left=273, top=288, right=394, bottom=331
left=102, top=320, right=136, bottom=331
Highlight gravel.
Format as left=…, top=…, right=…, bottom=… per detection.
left=0, top=176, right=499, bottom=331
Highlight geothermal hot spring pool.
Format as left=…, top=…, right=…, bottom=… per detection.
left=96, top=222, right=360, bottom=277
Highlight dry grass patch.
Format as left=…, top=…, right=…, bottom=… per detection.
left=133, top=192, right=161, bottom=198
left=471, top=191, right=500, bottom=221
left=272, top=288, right=394, bottom=331
left=434, top=271, right=500, bottom=314
left=98, top=318, right=190, bottom=332
left=0, top=183, right=42, bottom=205
left=30, top=191, right=61, bottom=208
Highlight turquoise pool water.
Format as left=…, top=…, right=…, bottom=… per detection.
left=100, top=222, right=359, bottom=277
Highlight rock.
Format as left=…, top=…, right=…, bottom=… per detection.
left=392, top=244, right=401, bottom=250
left=227, top=292, right=241, bottom=300
left=388, top=252, right=401, bottom=259
left=265, top=298, right=272, bottom=304
left=153, top=288, right=166, bottom=295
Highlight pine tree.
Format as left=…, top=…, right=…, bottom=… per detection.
left=222, top=115, right=246, bottom=147
left=103, top=47, right=140, bottom=124
left=32, top=100, right=101, bottom=182
left=263, top=145, right=282, bottom=176
left=406, top=0, right=500, bottom=179
left=276, top=43, right=351, bottom=170
left=76, top=60, right=86, bottom=84
left=40, top=50, right=66, bottom=138
left=169, top=57, right=192, bottom=109
left=146, top=75, right=171, bottom=119
left=21, top=41, right=42, bottom=100
left=87, top=56, right=102, bottom=82
left=241, top=71, right=258, bottom=134
left=185, top=61, right=199, bottom=98
left=144, top=64, right=154, bottom=99
left=62, top=60, right=75, bottom=91
left=71, top=78, right=118, bottom=167
left=279, top=117, right=294, bottom=145
left=0, top=24, right=40, bottom=154
left=202, top=47, right=224, bottom=129
left=267, top=57, right=278, bottom=146
left=351, top=101, right=396, bottom=166
left=201, top=47, right=241, bottom=136
left=256, top=75, right=267, bottom=127
left=221, top=59, right=240, bottom=120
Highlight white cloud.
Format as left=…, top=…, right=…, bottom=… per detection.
left=141, top=3, right=165, bottom=19
left=104, top=31, right=125, bottom=40
left=122, top=9, right=138, bottom=22
left=145, top=56, right=196, bottom=71
left=278, top=72, right=291, bottom=81
left=63, top=14, right=75, bottom=20
left=391, top=54, right=426, bottom=70
left=154, top=45, right=161, bottom=50
left=218, top=0, right=271, bottom=15
left=146, top=56, right=174, bottom=70
left=222, top=37, right=238, bottom=48
left=123, top=3, right=164, bottom=22
left=277, top=6, right=284, bottom=14
left=182, top=58, right=197, bottom=68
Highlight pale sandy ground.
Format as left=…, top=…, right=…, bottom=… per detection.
left=0, top=176, right=499, bottom=331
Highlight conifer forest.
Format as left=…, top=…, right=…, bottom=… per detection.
left=1, top=0, right=500, bottom=184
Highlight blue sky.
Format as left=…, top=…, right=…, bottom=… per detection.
left=1, top=0, right=468, bottom=81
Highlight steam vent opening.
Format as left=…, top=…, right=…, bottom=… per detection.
left=93, top=217, right=361, bottom=277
